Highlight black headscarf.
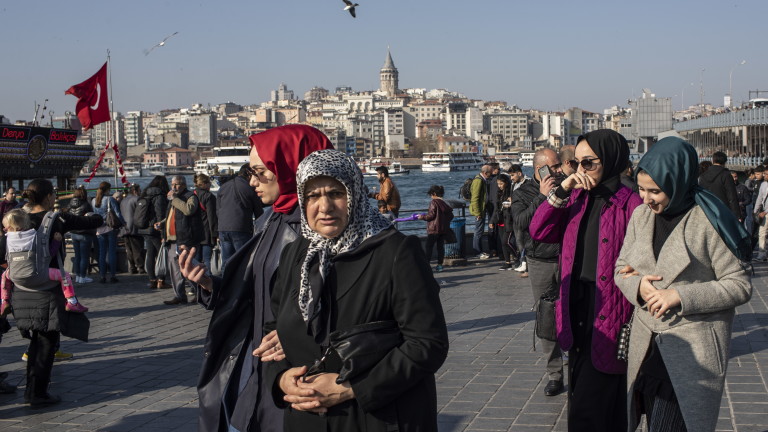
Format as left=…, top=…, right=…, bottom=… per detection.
left=577, top=129, right=630, bottom=184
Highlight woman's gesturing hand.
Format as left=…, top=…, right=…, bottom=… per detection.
left=280, top=366, right=327, bottom=413
left=297, top=373, right=355, bottom=409
left=178, top=246, right=212, bottom=292
left=253, top=330, right=285, bottom=361
left=560, top=171, right=598, bottom=192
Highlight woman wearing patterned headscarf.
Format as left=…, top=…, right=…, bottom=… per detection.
left=529, top=129, right=643, bottom=431
left=266, top=149, right=449, bottom=431
left=615, top=137, right=751, bottom=432
left=180, top=125, right=333, bottom=432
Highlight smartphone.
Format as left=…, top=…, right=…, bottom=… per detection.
left=538, top=165, right=553, bottom=181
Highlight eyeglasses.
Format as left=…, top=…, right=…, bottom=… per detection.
left=567, top=158, right=601, bottom=172
left=245, top=165, right=271, bottom=182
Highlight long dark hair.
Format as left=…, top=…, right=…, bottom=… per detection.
left=95, top=181, right=111, bottom=208
left=73, top=186, right=88, bottom=201
left=23, top=179, right=54, bottom=206
left=143, top=175, right=169, bottom=197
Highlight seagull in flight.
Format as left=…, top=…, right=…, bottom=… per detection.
left=342, top=0, right=359, bottom=18
left=144, top=31, right=179, bottom=56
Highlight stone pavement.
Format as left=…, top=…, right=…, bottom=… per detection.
left=0, top=259, right=766, bottom=431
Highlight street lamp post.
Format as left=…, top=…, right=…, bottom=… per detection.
left=729, top=60, right=747, bottom=108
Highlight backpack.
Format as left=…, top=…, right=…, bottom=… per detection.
left=459, top=177, right=474, bottom=201
left=6, top=211, right=60, bottom=291
left=133, top=196, right=153, bottom=229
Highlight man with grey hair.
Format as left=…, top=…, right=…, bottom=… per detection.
left=510, top=148, right=565, bottom=396
left=470, top=164, right=493, bottom=258
left=155, top=175, right=204, bottom=305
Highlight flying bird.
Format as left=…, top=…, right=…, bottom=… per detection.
left=144, top=31, right=179, bottom=56
left=342, top=0, right=359, bottom=18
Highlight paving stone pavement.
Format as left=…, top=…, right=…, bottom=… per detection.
left=0, top=259, right=766, bottom=431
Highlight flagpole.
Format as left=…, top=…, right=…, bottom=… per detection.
left=107, top=49, right=118, bottom=187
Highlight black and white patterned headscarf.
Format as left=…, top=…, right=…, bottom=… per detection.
left=296, top=150, right=392, bottom=334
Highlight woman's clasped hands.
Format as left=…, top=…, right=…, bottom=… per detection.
left=279, top=367, right=355, bottom=414
left=618, top=265, right=680, bottom=319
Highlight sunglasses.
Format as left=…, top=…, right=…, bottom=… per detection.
left=567, top=158, right=601, bottom=172
left=302, top=347, right=333, bottom=381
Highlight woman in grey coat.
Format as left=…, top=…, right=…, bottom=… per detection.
left=615, top=137, right=752, bottom=432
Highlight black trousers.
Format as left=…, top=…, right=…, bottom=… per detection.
left=567, top=280, right=627, bottom=432
left=497, top=229, right=518, bottom=263
left=425, top=234, right=445, bottom=265
left=25, top=330, right=59, bottom=399
left=124, top=235, right=145, bottom=272
left=144, top=236, right=162, bottom=280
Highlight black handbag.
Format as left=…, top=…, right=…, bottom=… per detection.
left=444, top=229, right=458, bottom=244
left=534, top=292, right=558, bottom=342
left=106, top=200, right=123, bottom=230
left=328, top=320, right=402, bottom=384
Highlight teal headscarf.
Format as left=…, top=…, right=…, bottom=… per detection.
left=636, top=137, right=751, bottom=262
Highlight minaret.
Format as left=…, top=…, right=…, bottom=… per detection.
left=379, top=47, right=399, bottom=98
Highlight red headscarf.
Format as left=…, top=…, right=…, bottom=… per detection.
left=248, top=125, right=334, bottom=214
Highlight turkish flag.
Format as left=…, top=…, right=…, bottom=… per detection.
left=65, top=62, right=110, bottom=130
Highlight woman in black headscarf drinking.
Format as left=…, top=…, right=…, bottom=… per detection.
left=529, top=129, right=643, bottom=431
left=266, top=149, right=449, bottom=431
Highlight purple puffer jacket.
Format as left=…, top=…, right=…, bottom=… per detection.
left=530, top=185, right=642, bottom=374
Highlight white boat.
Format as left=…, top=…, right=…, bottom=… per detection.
left=195, top=159, right=213, bottom=175
left=123, top=161, right=142, bottom=177
left=361, top=160, right=410, bottom=176
left=421, top=152, right=485, bottom=172
left=205, top=144, right=250, bottom=176
left=141, top=163, right=168, bottom=177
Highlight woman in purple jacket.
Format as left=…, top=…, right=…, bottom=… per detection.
left=529, top=129, right=642, bottom=431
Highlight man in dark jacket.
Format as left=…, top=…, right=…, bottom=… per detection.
left=217, top=164, right=264, bottom=265
left=732, top=171, right=752, bottom=223
left=510, top=148, right=564, bottom=396
left=119, top=184, right=145, bottom=274
left=155, top=176, right=204, bottom=305
left=699, top=151, right=741, bottom=219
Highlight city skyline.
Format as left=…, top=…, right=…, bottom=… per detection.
left=1, top=0, right=766, bottom=122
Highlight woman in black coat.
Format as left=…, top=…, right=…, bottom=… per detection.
left=179, top=125, right=333, bottom=432
left=8, top=179, right=102, bottom=406
left=266, top=150, right=449, bottom=431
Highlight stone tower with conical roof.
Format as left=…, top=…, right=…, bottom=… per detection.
left=379, top=48, right=399, bottom=98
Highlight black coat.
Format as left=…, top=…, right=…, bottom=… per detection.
left=266, top=229, right=449, bottom=432
left=195, top=189, right=218, bottom=245
left=699, top=165, right=741, bottom=218
left=510, top=179, right=559, bottom=261
left=197, top=208, right=299, bottom=432
left=67, top=197, right=96, bottom=235
left=138, top=186, right=168, bottom=237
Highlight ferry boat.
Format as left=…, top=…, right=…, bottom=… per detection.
left=205, top=143, right=250, bottom=175
left=141, top=163, right=168, bottom=177
left=421, top=152, right=485, bottom=172
left=123, top=161, right=142, bottom=177
left=195, top=159, right=213, bottom=175
left=360, top=160, right=410, bottom=176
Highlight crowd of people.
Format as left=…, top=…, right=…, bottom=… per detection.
left=0, top=124, right=758, bottom=432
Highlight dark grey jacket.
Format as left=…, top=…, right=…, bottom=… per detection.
left=216, top=176, right=263, bottom=234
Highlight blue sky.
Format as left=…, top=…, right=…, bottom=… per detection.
left=1, top=0, right=765, bottom=122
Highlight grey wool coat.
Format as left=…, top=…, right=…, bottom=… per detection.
left=615, top=204, right=752, bottom=432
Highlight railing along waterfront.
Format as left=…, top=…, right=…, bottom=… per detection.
left=674, top=107, right=768, bottom=132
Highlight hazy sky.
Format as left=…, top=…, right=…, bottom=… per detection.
left=1, top=0, right=766, bottom=123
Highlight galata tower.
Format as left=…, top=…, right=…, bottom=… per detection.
left=379, top=48, right=399, bottom=98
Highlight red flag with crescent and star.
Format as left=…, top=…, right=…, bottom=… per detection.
left=65, top=62, right=109, bottom=130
